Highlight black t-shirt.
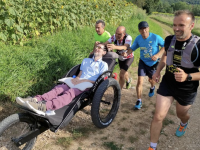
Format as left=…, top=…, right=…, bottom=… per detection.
left=162, top=35, right=200, bottom=94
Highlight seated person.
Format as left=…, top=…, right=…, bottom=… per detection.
left=16, top=43, right=108, bottom=116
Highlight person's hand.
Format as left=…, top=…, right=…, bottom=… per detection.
left=95, top=41, right=100, bottom=46
left=151, top=54, right=159, bottom=61
left=152, top=71, right=161, bottom=83
left=174, top=68, right=187, bottom=82
left=71, top=77, right=81, bottom=85
left=121, top=52, right=127, bottom=57
left=121, top=50, right=128, bottom=57
left=107, top=44, right=115, bottom=51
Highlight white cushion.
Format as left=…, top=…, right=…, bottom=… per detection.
left=58, top=77, right=93, bottom=91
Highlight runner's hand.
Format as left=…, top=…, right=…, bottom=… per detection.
left=151, top=54, right=158, bottom=61
left=152, top=71, right=161, bottom=83
left=107, top=44, right=115, bottom=50
left=174, top=68, right=187, bottom=82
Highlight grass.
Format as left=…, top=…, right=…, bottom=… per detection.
left=103, top=141, right=123, bottom=150
left=128, top=135, right=138, bottom=143
left=0, top=12, right=164, bottom=103
left=56, top=137, right=73, bottom=148
left=150, top=13, right=200, bottom=36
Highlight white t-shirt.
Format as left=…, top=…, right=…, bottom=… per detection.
left=107, top=34, right=133, bottom=60
left=108, top=34, right=132, bottom=46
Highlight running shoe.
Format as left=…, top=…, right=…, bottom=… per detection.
left=148, top=147, right=154, bottom=150
left=113, top=72, right=118, bottom=80
left=134, top=100, right=142, bottom=110
left=175, top=123, right=188, bottom=137
left=126, top=78, right=132, bottom=89
left=16, top=97, right=38, bottom=107
left=26, top=101, right=46, bottom=116
left=148, top=86, right=155, bottom=97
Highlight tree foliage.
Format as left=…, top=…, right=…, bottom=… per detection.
left=129, top=0, right=160, bottom=14
left=129, top=0, right=200, bottom=16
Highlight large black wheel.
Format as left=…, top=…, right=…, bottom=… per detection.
left=0, top=113, right=37, bottom=150
left=91, top=78, right=121, bottom=128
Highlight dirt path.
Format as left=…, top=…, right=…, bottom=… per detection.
left=0, top=19, right=200, bottom=150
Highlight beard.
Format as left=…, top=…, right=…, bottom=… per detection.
left=94, top=52, right=100, bottom=57
left=174, top=31, right=186, bottom=40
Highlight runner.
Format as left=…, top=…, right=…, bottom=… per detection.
left=128, top=21, right=164, bottom=110
left=105, top=26, right=133, bottom=89
left=148, top=10, right=200, bottom=150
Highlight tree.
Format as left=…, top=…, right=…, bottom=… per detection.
left=172, top=2, right=192, bottom=12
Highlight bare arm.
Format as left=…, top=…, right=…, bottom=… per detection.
left=174, top=68, right=200, bottom=82
left=71, top=71, right=94, bottom=85
left=151, top=47, right=165, bottom=61
left=152, top=51, right=167, bottom=82
left=107, top=43, right=129, bottom=51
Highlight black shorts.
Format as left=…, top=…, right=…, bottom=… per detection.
left=157, top=78, right=197, bottom=106
left=118, top=57, right=134, bottom=71
left=138, top=59, right=158, bottom=79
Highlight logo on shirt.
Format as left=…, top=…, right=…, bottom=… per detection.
left=149, top=41, right=152, bottom=43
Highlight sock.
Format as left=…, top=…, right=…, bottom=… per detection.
left=150, top=142, right=157, bottom=150
left=150, top=86, right=155, bottom=89
left=137, top=99, right=142, bottom=102
left=180, top=122, right=188, bottom=127
left=127, top=78, right=130, bottom=83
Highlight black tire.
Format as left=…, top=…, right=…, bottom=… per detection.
left=91, top=78, right=121, bottom=128
left=0, top=113, right=37, bottom=150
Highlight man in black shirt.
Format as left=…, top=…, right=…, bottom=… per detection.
left=148, top=10, right=200, bottom=150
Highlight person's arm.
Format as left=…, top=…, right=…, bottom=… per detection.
left=151, top=47, right=165, bottom=61
left=107, top=43, right=129, bottom=51
left=174, top=68, right=200, bottom=82
left=152, top=51, right=167, bottom=83
left=71, top=70, right=95, bottom=84
left=91, top=41, right=101, bottom=54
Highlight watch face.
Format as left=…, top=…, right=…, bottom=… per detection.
left=187, top=74, right=192, bottom=81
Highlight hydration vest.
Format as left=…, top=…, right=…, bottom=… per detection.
left=166, top=35, right=200, bottom=68
left=114, top=34, right=129, bottom=55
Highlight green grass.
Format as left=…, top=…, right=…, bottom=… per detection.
left=0, top=15, right=163, bottom=102
left=150, top=13, right=200, bottom=36
left=103, top=141, right=123, bottom=150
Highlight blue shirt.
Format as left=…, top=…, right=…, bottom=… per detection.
left=80, top=57, right=108, bottom=81
left=130, top=32, right=164, bottom=66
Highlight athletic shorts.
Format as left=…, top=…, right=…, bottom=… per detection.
left=157, top=78, right=197, bottom=106
left=118, top=56, right=134, bottom=71
left=138, top=59, right=157, bottom=79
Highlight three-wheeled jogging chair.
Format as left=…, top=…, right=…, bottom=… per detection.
left=0, top=53, right=121, bottom=150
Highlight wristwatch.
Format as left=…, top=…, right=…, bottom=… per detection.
left=186, top=74, right=192, bottom=81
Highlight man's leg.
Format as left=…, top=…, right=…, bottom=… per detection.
left=148, top=78, right=156, bottom=88
left=136, top=76, right=144, bottom=99
left=150, top=94, right=173, bottom=143
left=148, top=78, right=156, bottom=97
left=175, top=102, right=192, bottom=137
left=176, top=102, right=191, bottom=124
left=35, top=84, right=70, bottom=101
left=45, top=88, right=83, bottom=110
left=119, top=69, right=127, bottom=89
